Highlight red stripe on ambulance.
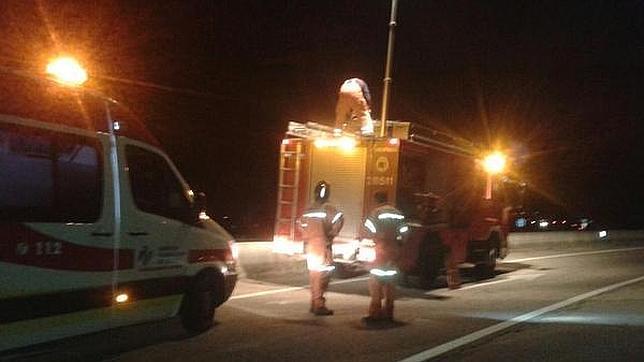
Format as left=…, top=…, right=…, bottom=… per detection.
left=188, top=248, right=230, bottom=263
left=0, top=223, right=134, bottom=271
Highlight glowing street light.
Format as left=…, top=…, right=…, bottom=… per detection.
left=46, top=56, right=88, bottom=86
left=482, top=151, right=507, bottom=175
left=482, top=151, right=507, bottom=200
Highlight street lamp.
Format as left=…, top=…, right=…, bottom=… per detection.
left=482, top=151, right=507, bottom=199
left=46, top=56, right=88, bottom=87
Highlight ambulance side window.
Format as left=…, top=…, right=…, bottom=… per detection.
left=126, top=145, right=192, bottom=222
left=0, top=124, right=102, bottom=222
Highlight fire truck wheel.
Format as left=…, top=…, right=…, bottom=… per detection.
left=475, top=248, right=497, bottom=279
left=180, top=274, right=217, bottom=333
left=398, top=271, right=411, bottom=287
left=417, top=241, right=442, bottom=289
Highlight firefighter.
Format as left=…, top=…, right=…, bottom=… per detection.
left=416, top=192, right=460, bottom=289
left=362, top=191, right=408, bottom=323
left=415, top=192, right=448, bottom=228
left=300, top=181, right=344, bottom=316
left=334, top=78, right=375, bottom=136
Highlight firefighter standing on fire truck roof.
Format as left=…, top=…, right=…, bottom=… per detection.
left=362, top=191, right=408, bottom=324
left=300, top=181, right=344, bottom=316
left=335, top=78, right=375, bottom=136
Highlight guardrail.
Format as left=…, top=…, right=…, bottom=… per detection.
left=236, top=230, right=644, bottom=279
left=509, top=230, right=644, bottom=248
left=235, top=241, right=305, bottom=279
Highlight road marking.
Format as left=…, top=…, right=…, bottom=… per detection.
left=230, top=286, right=306, bottom=300
left=399, top=274, right=644, bottom=362
left=425, top=270, right=544, bottom=295
left=230, top=276, right=370, bottom=300
left=503, top=246, right=644, bottom=263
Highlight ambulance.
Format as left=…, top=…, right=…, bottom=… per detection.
left=0, top=68, right=237, bottom=351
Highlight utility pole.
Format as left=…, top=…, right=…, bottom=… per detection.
left=379, top=0, right=399, bottom=138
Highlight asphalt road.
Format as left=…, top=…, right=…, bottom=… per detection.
left=6, top=242, right=644, bottom=362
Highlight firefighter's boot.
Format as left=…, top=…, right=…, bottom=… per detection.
left=382, top=282, right=395, bottom=322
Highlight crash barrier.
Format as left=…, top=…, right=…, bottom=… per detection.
left=509, top=230, right=644, bottom=249
left=237, top=230, right=644, bottom=279
left=235, top=241, right=306, bottom=279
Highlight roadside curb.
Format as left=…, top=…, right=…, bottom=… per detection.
left=509, top=230, right=644, bottom=249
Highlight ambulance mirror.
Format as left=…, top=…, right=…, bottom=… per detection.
left=193, top=191, right=207, bottom=221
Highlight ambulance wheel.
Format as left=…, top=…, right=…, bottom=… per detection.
left=181, top=275, right=216, bottom=333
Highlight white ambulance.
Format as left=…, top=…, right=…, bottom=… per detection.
left=0, top=68, right=238, bottom=351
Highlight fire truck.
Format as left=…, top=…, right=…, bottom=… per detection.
left=273, top=121, right=510, bottom=286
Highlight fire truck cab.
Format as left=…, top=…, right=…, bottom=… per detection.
left=273, top=121, right=509, bottom=285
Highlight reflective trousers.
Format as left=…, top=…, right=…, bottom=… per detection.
left=368, top=276, right=395, bottom=319
left=309, top=270, right=331, bottom=310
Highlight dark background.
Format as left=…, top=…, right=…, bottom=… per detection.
left=1, top=0, right=643, bottom=235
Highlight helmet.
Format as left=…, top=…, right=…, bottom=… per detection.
left=314, top=181, right=330, bottom=203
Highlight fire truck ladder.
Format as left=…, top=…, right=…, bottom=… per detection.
left=275, top=141, right=302, bottom=241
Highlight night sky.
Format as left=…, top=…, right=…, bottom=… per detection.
left=1, top=1, right=643, bottom=233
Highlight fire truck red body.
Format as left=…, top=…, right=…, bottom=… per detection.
left=273, top=121, right=509, bottom=285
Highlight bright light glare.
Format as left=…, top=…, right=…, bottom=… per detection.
left=314, top=139, right=332, bottom=148
left=337, top=137, right=356, bottom=151
left=482, top=151, right=507, bottom=174
left=598, top=230, right=608, bottom=238
left=272, top=235, right=303, bottom=255
left=46, top=56, right=88, bottom=86
left=357, top=247, right=376, bottom=262
left=314, top=137, right=356, bottom=150
left=539, top=221, right=549, bottom=228
left=388, top=138, right=399, bottom=145
left=115, top=293, right=129, bottom=303
left=306, top=254, right=335, bottom=272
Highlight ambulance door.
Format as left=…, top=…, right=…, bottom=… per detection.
left=115, top=138, right=192, bottom=324
left=0, top=120, right=115, bottom=350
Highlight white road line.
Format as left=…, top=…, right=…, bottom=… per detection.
left=451, top=273, right=544, bottom=292
left=230, top=286, right=306, bottom=300
left=399, top=274, right=644, bottom=362
left=230, top=276, right=370, bottom=300
left=425, top=271, right=544, bottom=294
left=502, top=246, right=644, bottom=263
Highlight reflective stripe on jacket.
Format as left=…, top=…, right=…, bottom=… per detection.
left=363, top=204, right=408, bottom=267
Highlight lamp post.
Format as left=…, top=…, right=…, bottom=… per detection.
left=482, top=151, right=506, bottom=200
left=379, top=0, right=399, bottom=138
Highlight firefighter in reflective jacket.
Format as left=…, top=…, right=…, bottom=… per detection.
left=335, top=78, right=375, bottom=136
left=300, top=181, right=344, bottom=316
left=362, top=191, right=408, bottom=323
